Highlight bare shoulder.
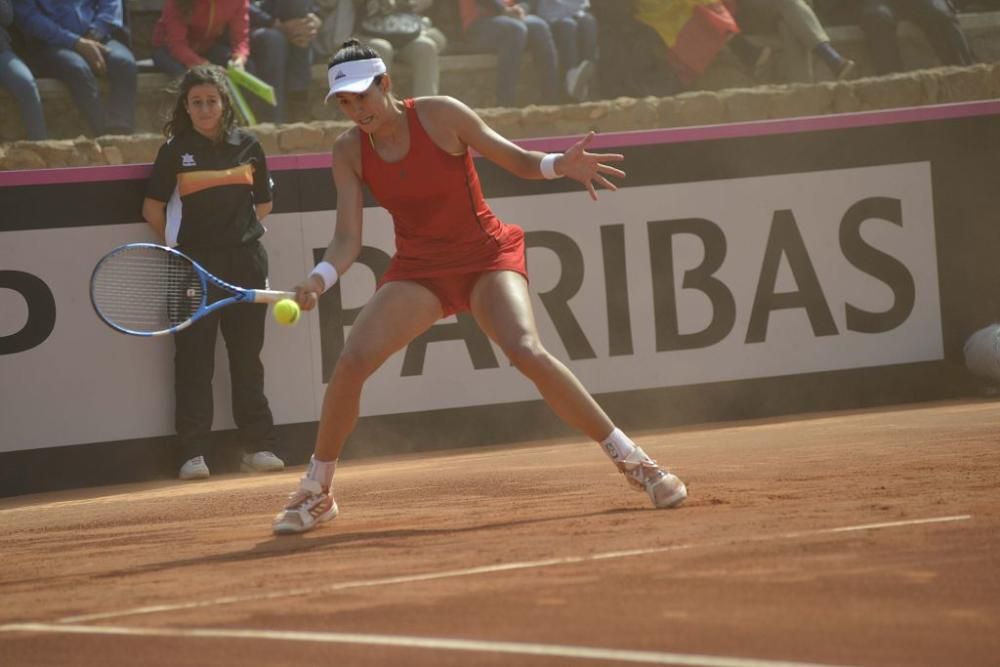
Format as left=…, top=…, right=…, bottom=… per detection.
left=332, top=125, right=361, bottom=157
left=332, top=126, right=362, bottom=173
left=414, top=96, right=486, bottom=153
left=414, top=95, right=480, bottom=126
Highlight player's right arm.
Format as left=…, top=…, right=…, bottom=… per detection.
left=295, top=129, right=365, bottom=310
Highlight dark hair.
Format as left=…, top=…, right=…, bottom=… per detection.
left=330, top=38, right=381, bottom=67
left=329, top=39, right=387, bottom=88
left=163, top=65, right=238, bottom=140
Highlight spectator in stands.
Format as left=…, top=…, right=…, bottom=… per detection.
left=954, top=0, right=1000, bottom=9
left=589, top=0, right=680, bottom=98
left=524, top=0, right=597, bottom=101
left=1, top=0, right=46, bottom=139
left=151, top=0, right=251, bottom=76
left=356, top=0, right=447, bottom=98
left=634, top=0, right=740, bottom=87
left=249, top=0, right=322, bottom=122
left=313, top=0, right=354, bottom=61
left=730, top=0, right=855, bottom=82
left=459, top=0, right=560, bottom=106
left=845, top=0, right=975, bottom=74
left=14, top=0, right=136, bottom=136
left=142, top=64, right=285, bottom=481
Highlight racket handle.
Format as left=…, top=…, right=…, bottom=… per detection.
left=250, top=289, right=297, bottom=304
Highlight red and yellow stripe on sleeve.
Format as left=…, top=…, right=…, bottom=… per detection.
left=177, top=164, right=254, bottom=197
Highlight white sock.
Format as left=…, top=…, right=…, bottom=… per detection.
left=600, top=427, right=639, bottom=463
left=305, top=455, right=337, bottom=489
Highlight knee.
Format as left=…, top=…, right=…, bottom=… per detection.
left=367, top=39, right=395, bottom=63
left=921, top=0, right=957, bottom=23
left=332, top=347, right=378, bottom=385
left=6, top=70, right=40, bottom=98
left=108, top=50, right=138, bottom=77
left=408, top=35, right=437, bottom=58
left=496, top=19, right=528, bottom=49
left=525, top=17, right=554, bottom=42
left=551, top=17, right=574, bottom=36
left=501, top=336, right=552, bottom=376
left=65, top=55, right=98, bottom=82
left=860, top=4, right=896, bottom=31
left=253, top=28, right=288, bottom=51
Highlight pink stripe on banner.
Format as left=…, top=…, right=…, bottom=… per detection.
left=2, top=100, right=998, bottom=187
left=0, top=163, right=152, bottom=187
left=514, top=99, right=1000, bottom=153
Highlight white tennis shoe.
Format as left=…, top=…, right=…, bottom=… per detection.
left=178, top=456, right=210, bottom=480
left=616, top=448, right=687, bottom=509
left=241, top=450, right=285, bottom=473
left=272, top=479, right=338, bottom=535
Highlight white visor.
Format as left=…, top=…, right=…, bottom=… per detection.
left=325, top=58, right=387, bottom=101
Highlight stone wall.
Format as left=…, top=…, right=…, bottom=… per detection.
left=2, top=62, right=999, bottom=172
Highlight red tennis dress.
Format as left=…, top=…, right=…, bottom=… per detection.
left=361, top=98, right=527, bottom=315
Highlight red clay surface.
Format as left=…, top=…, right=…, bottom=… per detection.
left=1, top=399, right=998, bottom=667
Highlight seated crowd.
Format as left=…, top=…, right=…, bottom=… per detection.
left=0, top=0, right=990, bottom=141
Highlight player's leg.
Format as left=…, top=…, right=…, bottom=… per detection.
left=469, top=271, right=686, bottom=508
left=314, top=280, right=444, bottom=460
left=273, top=280, right=444, bottom=534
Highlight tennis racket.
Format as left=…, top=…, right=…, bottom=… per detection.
left=90, top=243, right=295, bottom=336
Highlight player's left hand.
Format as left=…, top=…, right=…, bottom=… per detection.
left=558, top=131, right=626, bottom=201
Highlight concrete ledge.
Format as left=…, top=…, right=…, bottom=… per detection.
left=2, top=62, right=999, bottom=171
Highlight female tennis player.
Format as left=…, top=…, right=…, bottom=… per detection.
left=272, top=40, right=686, bottom=534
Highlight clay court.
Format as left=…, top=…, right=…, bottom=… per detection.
left=1, top=399, right=998, bottom=667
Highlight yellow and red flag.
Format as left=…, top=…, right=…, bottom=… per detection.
left=635, top=0, right=740, bottom=85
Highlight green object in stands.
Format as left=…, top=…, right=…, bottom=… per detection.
left=227, top=66, right=277, bottom=107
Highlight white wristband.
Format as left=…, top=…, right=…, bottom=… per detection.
left=309, top=261, right=339, bottom=294
left=539, top=153, right=562, bottom=180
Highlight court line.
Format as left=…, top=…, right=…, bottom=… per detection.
left=0, top=623, right=856, bottom=667
left=49, top=514, right=971, bottom=625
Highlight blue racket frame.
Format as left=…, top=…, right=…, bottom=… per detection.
left=90, top=242, right=295, bottom=337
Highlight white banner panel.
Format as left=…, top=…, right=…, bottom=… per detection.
left=343, top=162, right=943, bottom=415
left=0, top=162, right=942, bottom=453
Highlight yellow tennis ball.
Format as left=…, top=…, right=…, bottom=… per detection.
left=273, top=299, right=300, bottom=326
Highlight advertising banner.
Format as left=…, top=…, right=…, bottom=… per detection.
left=2, top=101, right=998, bottom=495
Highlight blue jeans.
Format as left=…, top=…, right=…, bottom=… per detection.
left=152, top=43, right=232, bottom=78
left=859, top=0, right=973, bottom=73
left=466, top=14, right=559, bottom=107
left=0, top=49, right=47, bottom=139
left=249, top=27, right=312, bottom=123
left=31, top=38, right=136, bottom=136
left=550, top=11, right=597, bottom=74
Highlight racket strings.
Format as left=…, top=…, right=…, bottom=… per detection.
left=92, top=246, right=203, bottom=333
